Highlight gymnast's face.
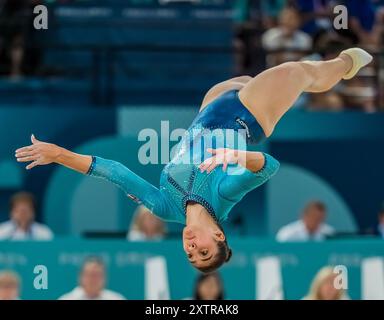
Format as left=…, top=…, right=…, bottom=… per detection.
left=182, top=225, right=224, bottom=269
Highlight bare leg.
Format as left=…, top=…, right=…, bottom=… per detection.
left=238, top=55, right=353, bottom=137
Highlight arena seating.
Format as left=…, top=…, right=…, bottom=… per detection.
left=29, top=0, right=236, bottom=106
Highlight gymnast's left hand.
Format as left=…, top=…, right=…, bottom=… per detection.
left=199, top=148, right=245, bottom=173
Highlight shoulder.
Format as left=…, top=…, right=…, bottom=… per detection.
left=127, top=230, right=146, bottom=241
left=320, top=223, right=335, bottom=234
left=102, top=289, right=126, bottom=300
left=262, top=28, right=282, bottom=48
left=0, top=221, right=14, bottom=237
left=262, top=28, right=281, bottom=39
left=31, top=223, right=54, bottom=240
left=295, top=31, right=313, bottom=45
left=58, top=287, right=82, bottom=300
left=0, top=220, right=13, bottom=231
left=278, top=220, right=303, bottom=232
left=276, top=220, right=304, bottom=240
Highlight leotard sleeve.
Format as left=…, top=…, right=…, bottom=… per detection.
left=218, top=152, right=280, bottom=202
left=87, top=156, right=169, bottom=220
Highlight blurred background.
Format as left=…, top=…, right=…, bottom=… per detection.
left=0, top=0, right=384, bottom=300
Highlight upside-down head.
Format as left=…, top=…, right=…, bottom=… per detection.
left=183, top=223, right=232, bottom=273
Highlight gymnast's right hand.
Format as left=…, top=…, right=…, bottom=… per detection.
left=15, top=134, right=60, bottom=170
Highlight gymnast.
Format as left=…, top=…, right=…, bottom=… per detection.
left=15, top=48, right=372, bottom=273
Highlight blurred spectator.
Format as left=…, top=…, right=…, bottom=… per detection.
left=260, top=0, right=290, bottom=29
left=0, top=270, right=21, bottom=300
left=371, top=4, right=384, bottom=48
left=375, top=208, right=384, bottom=238
left=0, top=0, right=33, bottom=78
left=340, top=77, right=377, bottom=112
left=127, top=205, right=166, bottom=241
left=262, top=7, right=312, bottom=66
left=276, top=201, right=334, bottom=242
left=342, top=0, right=377, bottom=46
left=308, top=91, right=344, bottom=111
left=59, top=257, right=125, bottom=300
left=295, top=0, right=333, bottom=35
left=0, top=192, right=53, bottom=241
left=303, top=266, right=350, bottom=300
left=193, top=272, right=225, bottom=300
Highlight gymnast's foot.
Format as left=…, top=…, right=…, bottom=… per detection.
left=340, top=48, right=373, bottom=80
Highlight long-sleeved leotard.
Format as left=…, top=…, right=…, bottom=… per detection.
left=87, top=152, right=279, bottom=224
left=88, top=89, right=280, bottom=224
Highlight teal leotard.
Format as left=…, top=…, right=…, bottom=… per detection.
left=87, top=90, right=280, bottom=224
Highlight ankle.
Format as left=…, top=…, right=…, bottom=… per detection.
left=339, top=54, right=353, bottom=74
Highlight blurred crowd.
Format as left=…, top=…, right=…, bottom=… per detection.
left=0, top=191, right=382, bottom=299
left=0, top=0, right=382, bottom=111
left=1, top=191, right=383, bottom=242
left=0, top=262, right=350, bottom=300
left=235, top=0, right=384, bottom=112
left=0, top=189, right=382, bottom=300
left=0, top=0, right=42, bottom=79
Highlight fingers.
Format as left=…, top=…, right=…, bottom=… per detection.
left=15, top=145, right=35, bottom=154
left=15, top=147, right=39, bottom=162
left=15, top=149, right=38, bottom=157
left=15, top=136, right=43, bottom=170
left=206, top=161, right=219, bottom=173
left=199, top=149, right=231, bottom=173
left=26, top=160, right=41, bottom=170
left=31, top=134, right=40, bottom=144
left=15, top=144, right=41, bottom=168
left=199, top=158, right=212, bottom=173
left=199, top=157, right=222, bottom=174
left=16, top=155, right=40, bottom=163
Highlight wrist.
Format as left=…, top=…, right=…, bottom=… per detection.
left=55, top=146, right=65, bottom=164
left=234, top=150, right=247, bottom=167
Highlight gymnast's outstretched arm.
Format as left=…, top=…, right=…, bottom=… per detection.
left=15, top=135, right=168, bottom=216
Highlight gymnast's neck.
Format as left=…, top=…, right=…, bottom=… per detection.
left=186, top=202, right=216, bottom=226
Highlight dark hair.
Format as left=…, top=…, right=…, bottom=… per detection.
left=303, top=201, right=326, bottom=215
left=81, top=256, right=105, bottom=274
left=9, top=192, right=36, bottom=211
left=193, top=272, right=224, bottom=300
left=194, top=224, right=232, bottom=274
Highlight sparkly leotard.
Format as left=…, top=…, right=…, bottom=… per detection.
left=87, top=90, right=280, bottom=224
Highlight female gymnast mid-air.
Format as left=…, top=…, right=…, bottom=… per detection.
left=15, top=48, right=372, bottom=273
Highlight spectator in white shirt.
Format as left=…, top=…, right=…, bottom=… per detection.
left=0, top=192, right=53, bottom=241
left=127, top=205, right=166, bottom=241
left=59, top=257, right=125, bottom=300
left=262, top=7, right=312, bottom=66
left=0, top=270, right=21, bottom=300
left=276, top=201, right=334, bottom=242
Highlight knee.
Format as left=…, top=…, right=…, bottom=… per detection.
left=277, top=61, right=315, bottom=86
